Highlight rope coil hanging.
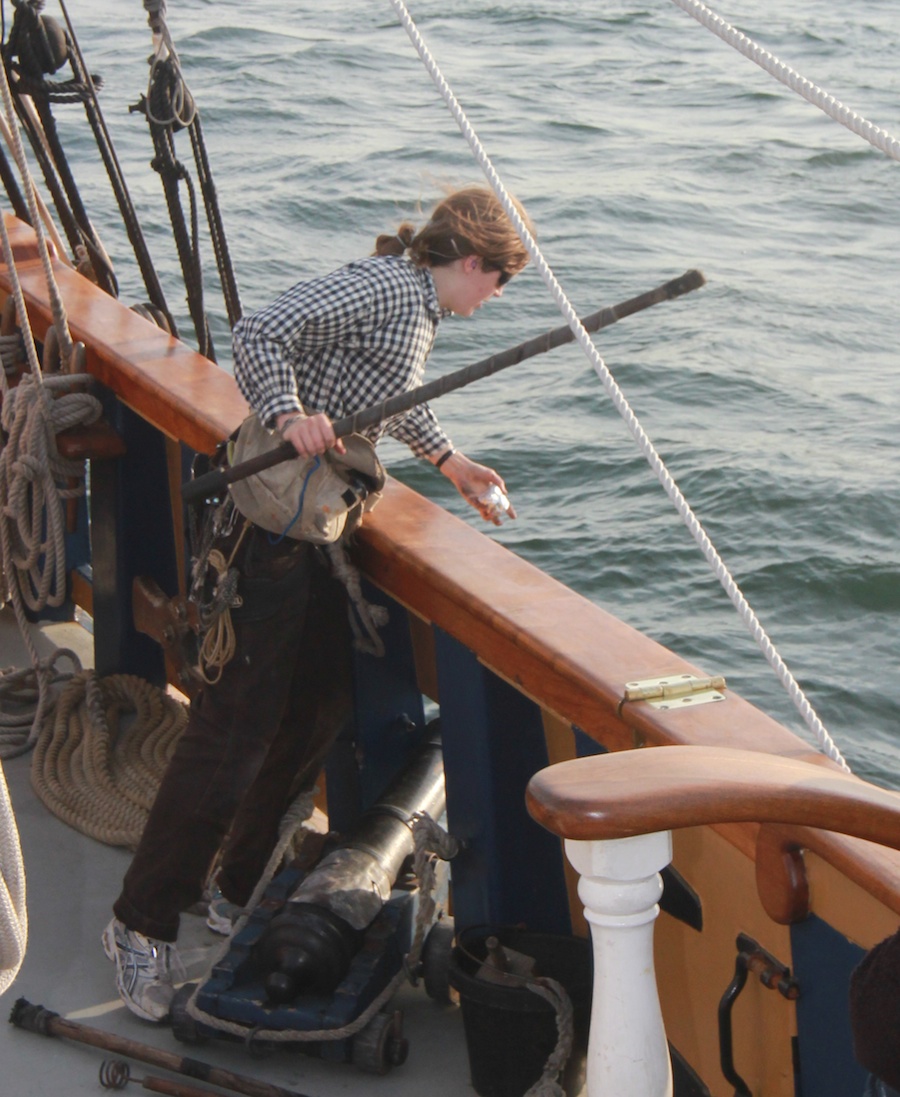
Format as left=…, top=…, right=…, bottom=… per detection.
left=0, top=371, right=101, bottom=612
left=0, top=40, right=102, bottom=760
left=0, top=12, right=189, bottom=853
left=389, top=0, right=850, bottom=772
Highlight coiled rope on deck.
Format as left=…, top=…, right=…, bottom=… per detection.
left=0, top=648, right=81, bottom=757
left=669, top=0, right=900, bottom=163
left=30, top=669, right=187, bottom=851
left=389, top=0, right=850, bottom=772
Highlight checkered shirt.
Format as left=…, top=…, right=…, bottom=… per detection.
left=232, top=255, right=452, bottom=459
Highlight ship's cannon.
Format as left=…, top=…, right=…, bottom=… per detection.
left=256, top=729, right=447, bottom=1004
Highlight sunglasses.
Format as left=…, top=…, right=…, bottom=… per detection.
left=482, top=261, right=513, bottom=286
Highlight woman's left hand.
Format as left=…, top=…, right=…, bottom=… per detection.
left=436, top=450, right=517, bottom=525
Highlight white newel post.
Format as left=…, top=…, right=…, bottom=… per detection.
left=564, top=830, right=674, bottom=1097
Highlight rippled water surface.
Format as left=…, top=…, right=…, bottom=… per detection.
left=43, top=0, right=900, bottom=784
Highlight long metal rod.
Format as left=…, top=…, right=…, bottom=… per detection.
left=181, top=268, right=705, bottom=504
left=9, top=999, right=316, bottom=1097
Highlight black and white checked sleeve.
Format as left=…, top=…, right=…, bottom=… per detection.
left=232, top=258, right=453, bottom=458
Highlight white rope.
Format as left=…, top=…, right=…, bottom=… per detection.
left=389, top=0, right=850, bottom=772
left=0, top=373, right=101, bottom=611
left=669, top=0, right=900, bottom=163
left=0, top=650, right=81, bottom=759
left=0, top=115, right=70, bottom=268
left=0, top=367, right=102, bottom=759
left=0, top=759, right=26, bottom=994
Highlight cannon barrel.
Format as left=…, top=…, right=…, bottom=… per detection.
left=257, top=732, right=446, bottom=1002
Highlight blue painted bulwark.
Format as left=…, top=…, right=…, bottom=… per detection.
left=434, top=627, right=571, bottom=934
left=326, top=587, right=427, bottom=833
left=95, top=396, right=178, bottom=681
left=791, top=914, right=868, bottom=1097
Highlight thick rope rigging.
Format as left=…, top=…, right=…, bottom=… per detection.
left=0, top=41, right=100, bottom=766
left=669, top=0, right=900, bottom=163
left=137, top=0, right=243, bottom=355
left=2, top=0, right=118, bottom=296
left=56, top=0, right=177, bottom=330
left=0, top=111, right=67, bottom=262
left=0, top=11, right=188, bottom=896
left=389, top=0, right=850, bottom=772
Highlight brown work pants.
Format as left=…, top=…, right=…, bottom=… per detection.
left=114, top=528, right=352, bottom=942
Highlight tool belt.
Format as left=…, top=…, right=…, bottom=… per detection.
left=227, top=413, right=386, bottom=544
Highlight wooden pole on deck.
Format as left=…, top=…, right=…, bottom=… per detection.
left=9, top=999, right=316, bottom=1097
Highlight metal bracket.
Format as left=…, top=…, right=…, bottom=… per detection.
left=623, top=673, right=726, bottom=710
left=718, top=933, right=800, bottom=1096
left=132, top=575, right=200, bottom=697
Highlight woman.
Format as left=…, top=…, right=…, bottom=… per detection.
left=103, top=184, right=534, bottom=1022
left=236, top=183, right=531, bottom=521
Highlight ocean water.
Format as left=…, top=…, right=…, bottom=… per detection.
left=30, top=1, right=900, bottom=785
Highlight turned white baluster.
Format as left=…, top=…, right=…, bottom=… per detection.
left=565, top=831, right=674, bottom=1097
left=527, top=746, right=900, bottom=1097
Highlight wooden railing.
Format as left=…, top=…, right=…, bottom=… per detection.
left=525, top=746, right=900, bottom=1095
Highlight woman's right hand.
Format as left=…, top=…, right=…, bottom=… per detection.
left=275, top=411, right=346, bottom=457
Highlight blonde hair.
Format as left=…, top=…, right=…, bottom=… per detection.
left=374, top=185, right=533, bottom=275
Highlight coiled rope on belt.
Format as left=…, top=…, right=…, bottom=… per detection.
left=29, top=669, right=187, bottom=851
left=195, top=517, right=250, bottom=685
left=389, top=0, right=851, bottom=773
left=669, top=0, right=900, bottom=163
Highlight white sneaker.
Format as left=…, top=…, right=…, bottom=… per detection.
left=205, top=888, right=242, bottom=936
left=102, top=917, right=183, bottom=1022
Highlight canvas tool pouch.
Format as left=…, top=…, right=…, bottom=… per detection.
left=228, top=413, right=385, bottom=544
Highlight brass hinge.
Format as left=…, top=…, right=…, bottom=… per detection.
left=622, top=673, right=726, bottom=710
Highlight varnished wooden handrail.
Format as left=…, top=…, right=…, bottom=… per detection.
left=526, top=745, right=900, bottom=851
left=0, top=214, right=247, bottom=454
